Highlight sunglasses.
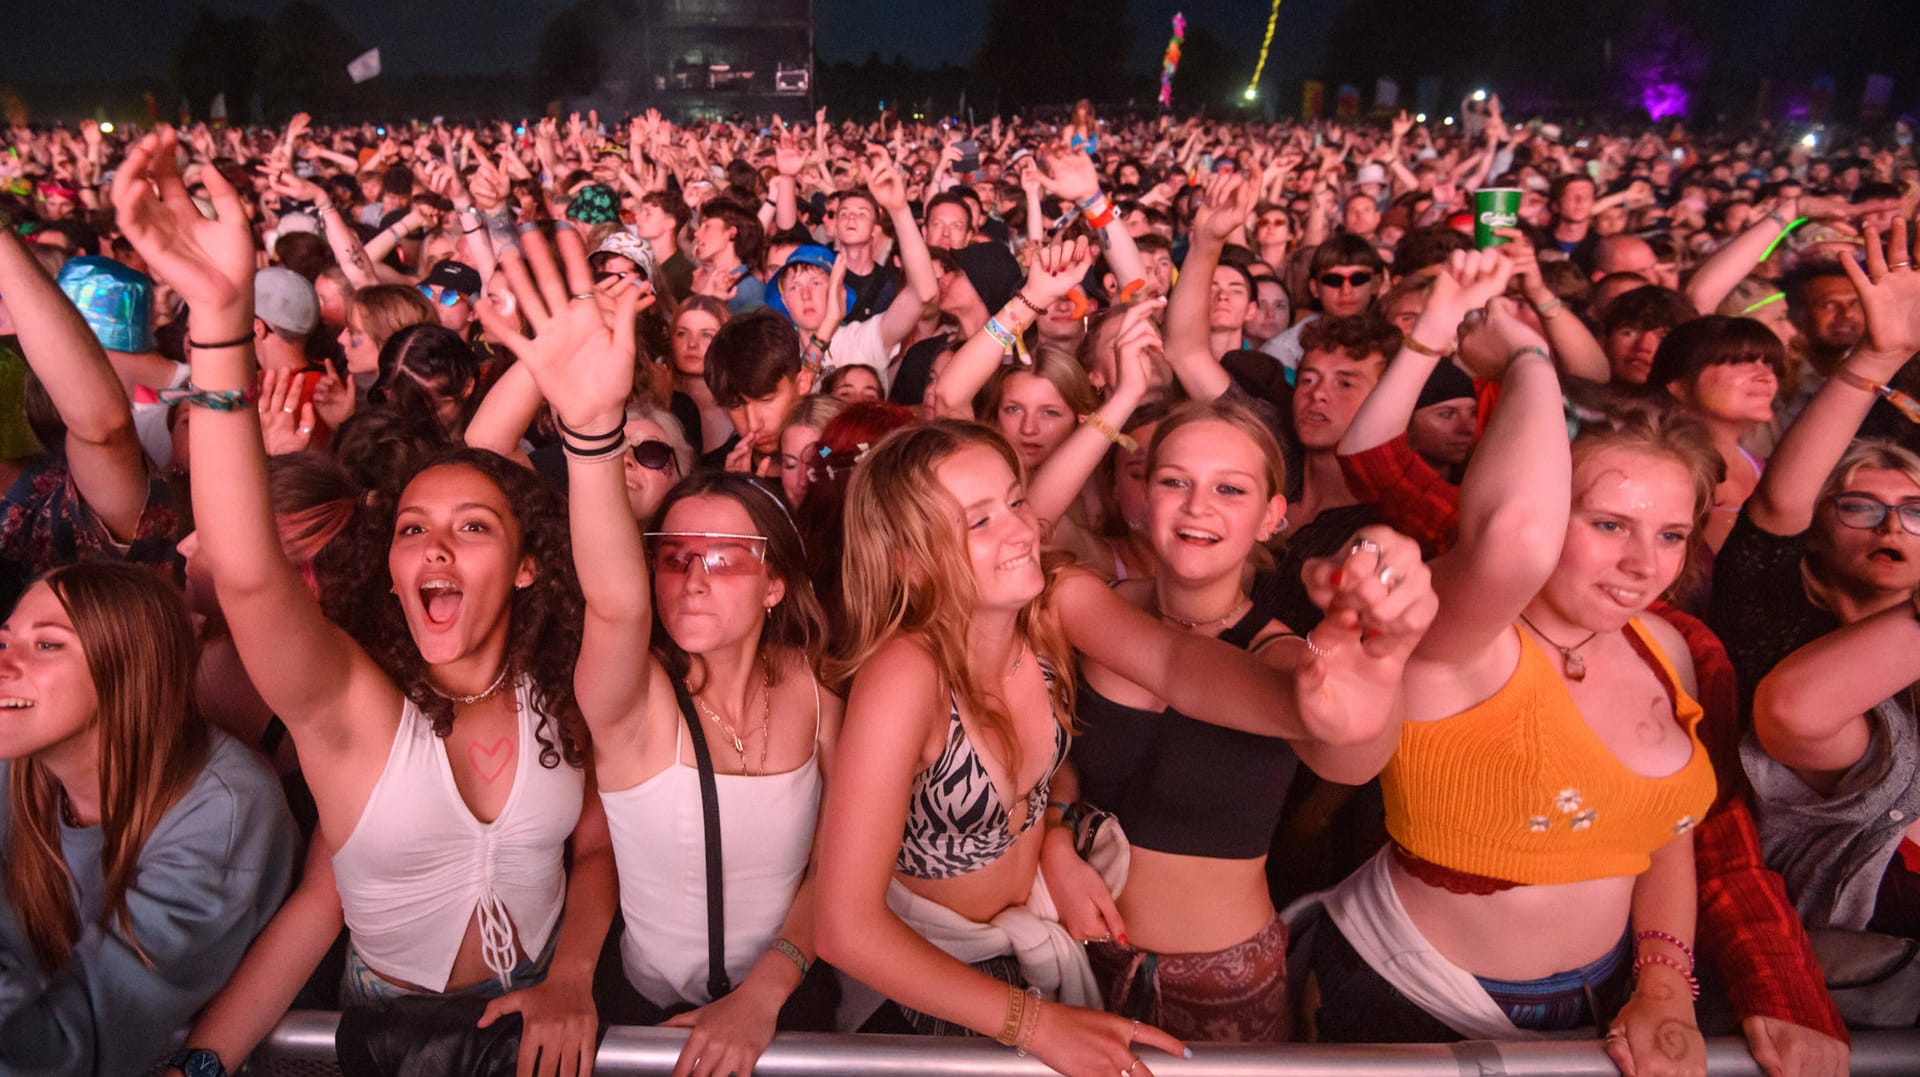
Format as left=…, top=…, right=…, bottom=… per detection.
left=630, top=438, right=676, bottom=471
left=1831, top=495, right=1920, bottom=536
left=416, top=284, right=467, bottom=308
left=643, top=531, right=769, bottom=576
left=1317, top=271, right=1375, bottom=289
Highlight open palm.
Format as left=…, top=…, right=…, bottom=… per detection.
left=111, top=126, right=255, bottom=317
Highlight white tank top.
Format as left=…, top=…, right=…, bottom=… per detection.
left=331, top=678, right=584, bottom=992
left=601, top=671, right=823, bottom=1008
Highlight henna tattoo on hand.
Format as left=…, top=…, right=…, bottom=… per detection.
left=1655, top=1018, right=1698, bottom=1062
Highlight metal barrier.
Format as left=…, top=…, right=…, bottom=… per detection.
left=251, top=1011, right=1920, bottom=1076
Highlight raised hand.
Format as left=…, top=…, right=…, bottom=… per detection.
left=474, top=226, right=646, bottom=433
left=311, top=369, right=355, bottom=429
left=864, top=144, right=908, bottom=213
left=1036, top=142, right=1102, bottom=203
left=258, top=367, right=316, bottom=456
left=1192, top=171, right=1255, bottom=244
left=1022, top=234, right=1096, bottom=307
left=111, top=126, right=255, bottom=324
left=1295, top=527, right=1438, bottom=744
left=1110, top=297, right=1168, bottom=402
left=1840, top=212, right=1920, bottom=360
left=1427, top=247, right=1517, bottom=317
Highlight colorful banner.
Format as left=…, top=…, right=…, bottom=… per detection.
left=1302, top=80, right=1325, bottom=121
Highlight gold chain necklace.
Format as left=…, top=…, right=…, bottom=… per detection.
left=691, top=652, right=773, bottom=774
left=1155, top=594, right=1252, bottom=632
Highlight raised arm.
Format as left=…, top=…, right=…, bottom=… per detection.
left=1748, top=217, right=1920, bottom=535
left=476, top=228, right=661, bottom=747
left=926, top=235, right=1094, bottom=418
left=1340, top=249, right=1512, bottom=456
left=1422, top=298, right=1570, bottom=662
left=1685, top=198, right=1802, bottom=317
left=1028, top=300, right=1162, bottom=528
left=113, top=127, right=395, bottom=749
left=0, top=220, right=150, bottom=540
left=863, top=145, right=942, bottom=349
left=1038, top=144, right=1146, bottom=295
left=1497, top=228, right=1610, bottom=382
left=461, top=355, right=541, bottom=466
left=1162, top=171, right=1256, bottom=401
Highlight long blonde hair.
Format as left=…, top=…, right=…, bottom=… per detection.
left=5, top=563, right=209, bottom=973
left=833, top=421, right=1074, bottom=776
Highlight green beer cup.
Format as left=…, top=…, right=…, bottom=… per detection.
left=1475, top=188, right=1522, bottom=249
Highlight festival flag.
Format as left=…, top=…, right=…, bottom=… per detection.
left=1301, top=80, right=1324, bottom=121
left=1335, top=84, right=1361, bottom=121
left=348, top=49, right=383, bottom=84
left=1158, top=13, right=1186, bottom=110
left=1375, top=78, right=1399, bottom=111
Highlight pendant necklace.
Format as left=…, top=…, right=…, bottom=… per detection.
left=692, top=653, right=773, bottom=774
left=1519, top=614, right=1600, bottom=682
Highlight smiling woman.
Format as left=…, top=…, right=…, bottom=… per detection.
left=0, top=563, right=298, bottom=1076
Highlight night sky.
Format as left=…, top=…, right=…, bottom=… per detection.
left=0, top=0, right=1326, bottom=84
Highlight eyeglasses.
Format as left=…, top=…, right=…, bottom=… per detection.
left=1831, top=495, right=1920, bottom=536
left=643, top=532, right=769, bottom=576
left=416, top=284, right=466, bottom=308
left=629, top=438, right=676, bottom=472
left=1317, top=271, right=1375, bottom=289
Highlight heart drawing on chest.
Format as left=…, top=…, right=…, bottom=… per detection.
left=467, top=737, right=514, bottom=783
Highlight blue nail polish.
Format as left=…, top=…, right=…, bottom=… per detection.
left=1183, top=1048, right=1194, bottom=1059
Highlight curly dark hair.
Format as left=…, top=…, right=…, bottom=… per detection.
left=317, top=446, right=589, bottom=770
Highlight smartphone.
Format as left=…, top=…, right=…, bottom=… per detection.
left=955, top=139, right=980, bottom=174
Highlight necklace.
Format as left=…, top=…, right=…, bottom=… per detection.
left=1519, top=614, right=1600, bottom=682
left=1155, top=594, right=1252, bottom=632
left=692, top=652, right=773, bottom=775
left=428, top=662, right=512, bottom=705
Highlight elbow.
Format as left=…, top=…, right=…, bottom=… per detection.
left=1463, top=502, right=1564, bottom=578
left=1750, top=672, right=1815, bottom=756
left=65, top=408, right=137, bottom=449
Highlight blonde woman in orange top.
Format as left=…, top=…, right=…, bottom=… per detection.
left=1305, top=252, right=1717, bottom=1077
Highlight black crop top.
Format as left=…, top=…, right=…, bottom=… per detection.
left=1071, top=603, right=1301, bottom=860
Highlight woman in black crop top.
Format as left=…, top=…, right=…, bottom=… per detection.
left=1050, top=400, right=1433, bottom=1042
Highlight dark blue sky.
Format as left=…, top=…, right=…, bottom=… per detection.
left=0, top=0, right=1330, bottom=85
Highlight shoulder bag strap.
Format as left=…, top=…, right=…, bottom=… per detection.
left=671, top=676, right=733, bottom=1001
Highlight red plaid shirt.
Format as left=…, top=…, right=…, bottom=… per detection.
left=1340, top=425, right=1845, bottom=1039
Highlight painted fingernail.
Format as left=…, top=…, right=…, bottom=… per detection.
left=1118, top=934, right=1130, bottom=948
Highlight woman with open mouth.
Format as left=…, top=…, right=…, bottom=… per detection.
left=113, top=127, right=613, bottom=1077
left=481, top=225, right=842, bottom=1077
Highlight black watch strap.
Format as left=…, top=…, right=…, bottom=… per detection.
left=167, top=1048, right=228, bottom=1077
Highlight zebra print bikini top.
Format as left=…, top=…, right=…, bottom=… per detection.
left=895, top=666, right=1070, bottom=881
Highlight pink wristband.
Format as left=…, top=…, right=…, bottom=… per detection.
left=1632, top=954, right=1700, bottom=1000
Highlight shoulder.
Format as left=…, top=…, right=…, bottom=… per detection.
left=146, top=732, right=297, bottom=868
left=1635, top=613, right=1699, bottom=699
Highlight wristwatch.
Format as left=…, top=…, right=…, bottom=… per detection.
left=167, top=1048, right=227, bottom=1077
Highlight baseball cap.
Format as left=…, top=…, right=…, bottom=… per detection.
left=254, top=266, right=320, bottom=336
left=421, top=260, right=482, bottom=299
left=55, top=257, right=155, bottom=353
left=1352, top=163, right=1388, bottom=188
left=766, top=245, right=855, bottom=323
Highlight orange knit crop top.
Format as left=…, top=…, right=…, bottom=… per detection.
left=1381, top=619, right=1717, bottom=887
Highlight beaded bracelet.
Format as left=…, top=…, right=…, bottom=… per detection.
left=157, top=383, right=257, bottom=412
left=1633, top=953, right=1701, bottom=999
left=1509, top=344, right=1551, bottom=365
left=1011, top=291, right=1046, bottom=317
left=1533, top=295, right=1564, bottom=319
left=770, top=937, right=811, bottom=977
left=1634, top=929, right=1695, bottom=972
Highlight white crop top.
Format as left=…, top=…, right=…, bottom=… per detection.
left=601, top=672, right=823, bottom=1008
left=331, top=678, right=584, bottom=992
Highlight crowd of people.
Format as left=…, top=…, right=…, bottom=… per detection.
left=0, top=93, right=1916, bottom=1077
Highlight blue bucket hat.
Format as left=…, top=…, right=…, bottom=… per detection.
left=765, top=244, right=856, bottom=325
left=55, top=256, right=156, bottom=353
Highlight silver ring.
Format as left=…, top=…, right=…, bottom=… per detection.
left=1379, top=565, right=1398, bottom=590
left=1347, top=537, right=1384, bottom=559
left=1893, top=261, right=1915, bottom=270
left=1304, top=633, right=1333, bottom=658
left=297, top=425, right=314, bottom=435
left=281, top=404, right=297, bottom=414
left=569, top=292, right=596, bottom=300
left=1128, top=1020, right=1140, bottom=1043
left=1122, top=1058, right=1142, bottom=1077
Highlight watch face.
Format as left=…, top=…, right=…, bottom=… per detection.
left=181, top=1050, right=224, bottom=1077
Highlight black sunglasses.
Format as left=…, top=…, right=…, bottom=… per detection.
left=1318, top=270, right=1375, bottom=289
left=630, top=439, right=676, bottom=471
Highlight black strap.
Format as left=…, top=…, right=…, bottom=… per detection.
left=672, top=677, right=733, bottom=1001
